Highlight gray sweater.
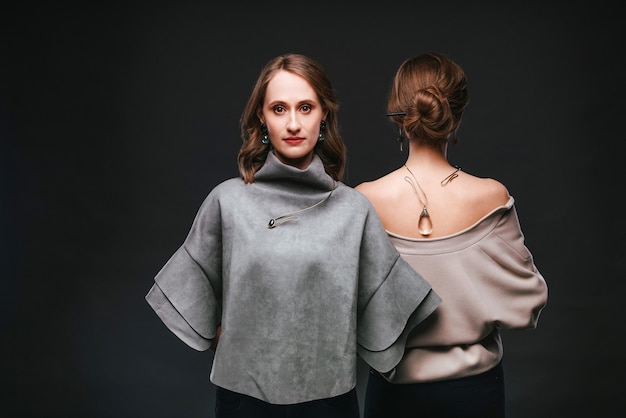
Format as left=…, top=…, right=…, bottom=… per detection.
left=146, top=152, right=441, bottom=404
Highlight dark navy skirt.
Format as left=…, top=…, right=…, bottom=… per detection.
left=364, top=361, right=505, bottom=418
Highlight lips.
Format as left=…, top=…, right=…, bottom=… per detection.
left=283, top=138, right=305, bottom=144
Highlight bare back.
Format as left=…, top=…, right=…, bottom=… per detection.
left=356, top=167, right=510, bottom=239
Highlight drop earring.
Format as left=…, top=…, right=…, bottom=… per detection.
left=261, top=124, right=269, bottom=144
left=397, top=128, right=404, bottom=152
left=318, top=120, right=326, bottom=142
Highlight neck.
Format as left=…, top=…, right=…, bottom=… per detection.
left=405, top=144, right=452, bottom=171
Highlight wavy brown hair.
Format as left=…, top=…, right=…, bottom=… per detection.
left=238, top=53, right=346, bottom=183
left=387, top=52, right=469, bottom=149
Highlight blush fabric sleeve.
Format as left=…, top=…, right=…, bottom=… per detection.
left=355, top=205, right=441, bottom=373
left=476, top=203, right=548, bottom=330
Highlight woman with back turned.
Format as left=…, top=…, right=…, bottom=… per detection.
left=356, top=51, right=548, bottom=418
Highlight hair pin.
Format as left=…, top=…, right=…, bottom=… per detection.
left=386, top=112, right=407, bottom=116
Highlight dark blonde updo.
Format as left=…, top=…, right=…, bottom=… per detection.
left=387, top=52, right=469, bottom=148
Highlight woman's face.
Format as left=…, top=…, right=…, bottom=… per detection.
left=259, top=70, right=325, bottom=170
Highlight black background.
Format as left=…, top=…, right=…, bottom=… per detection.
left=2, top=2, right=623, bottom=417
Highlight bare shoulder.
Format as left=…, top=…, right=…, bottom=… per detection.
left=355, top=171, right=402, bottom=201
left=354, top=171, right=408, bottom=228
left=461, top=174, right=511, bottom=211
left=354, top=168, right=511, bottom=237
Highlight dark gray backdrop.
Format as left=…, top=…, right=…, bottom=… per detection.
left=2, top=2, right=622, bottom=417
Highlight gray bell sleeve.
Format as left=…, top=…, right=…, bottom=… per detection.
left=356, top=206, right=441, bottom=373
left=145, top=193, right=223, bottom=351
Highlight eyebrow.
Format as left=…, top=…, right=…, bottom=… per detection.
left=267, top=99, right=318, bottom=107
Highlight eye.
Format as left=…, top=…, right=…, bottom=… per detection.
left=300, top=104, right=312, bottom=113
left=273, top=105, right=285, bottom=114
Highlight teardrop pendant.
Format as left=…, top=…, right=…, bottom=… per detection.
left=418, top=207, right=433, bottom=236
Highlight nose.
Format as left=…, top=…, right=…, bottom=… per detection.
left=286, top=111, right=301, bottom=131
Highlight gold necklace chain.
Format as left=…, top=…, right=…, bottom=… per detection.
left=403, top=165, right=428, bottom=208
left=403, top=164, right=461, bottom=236
left=441, top=166, right=461, bottom=186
